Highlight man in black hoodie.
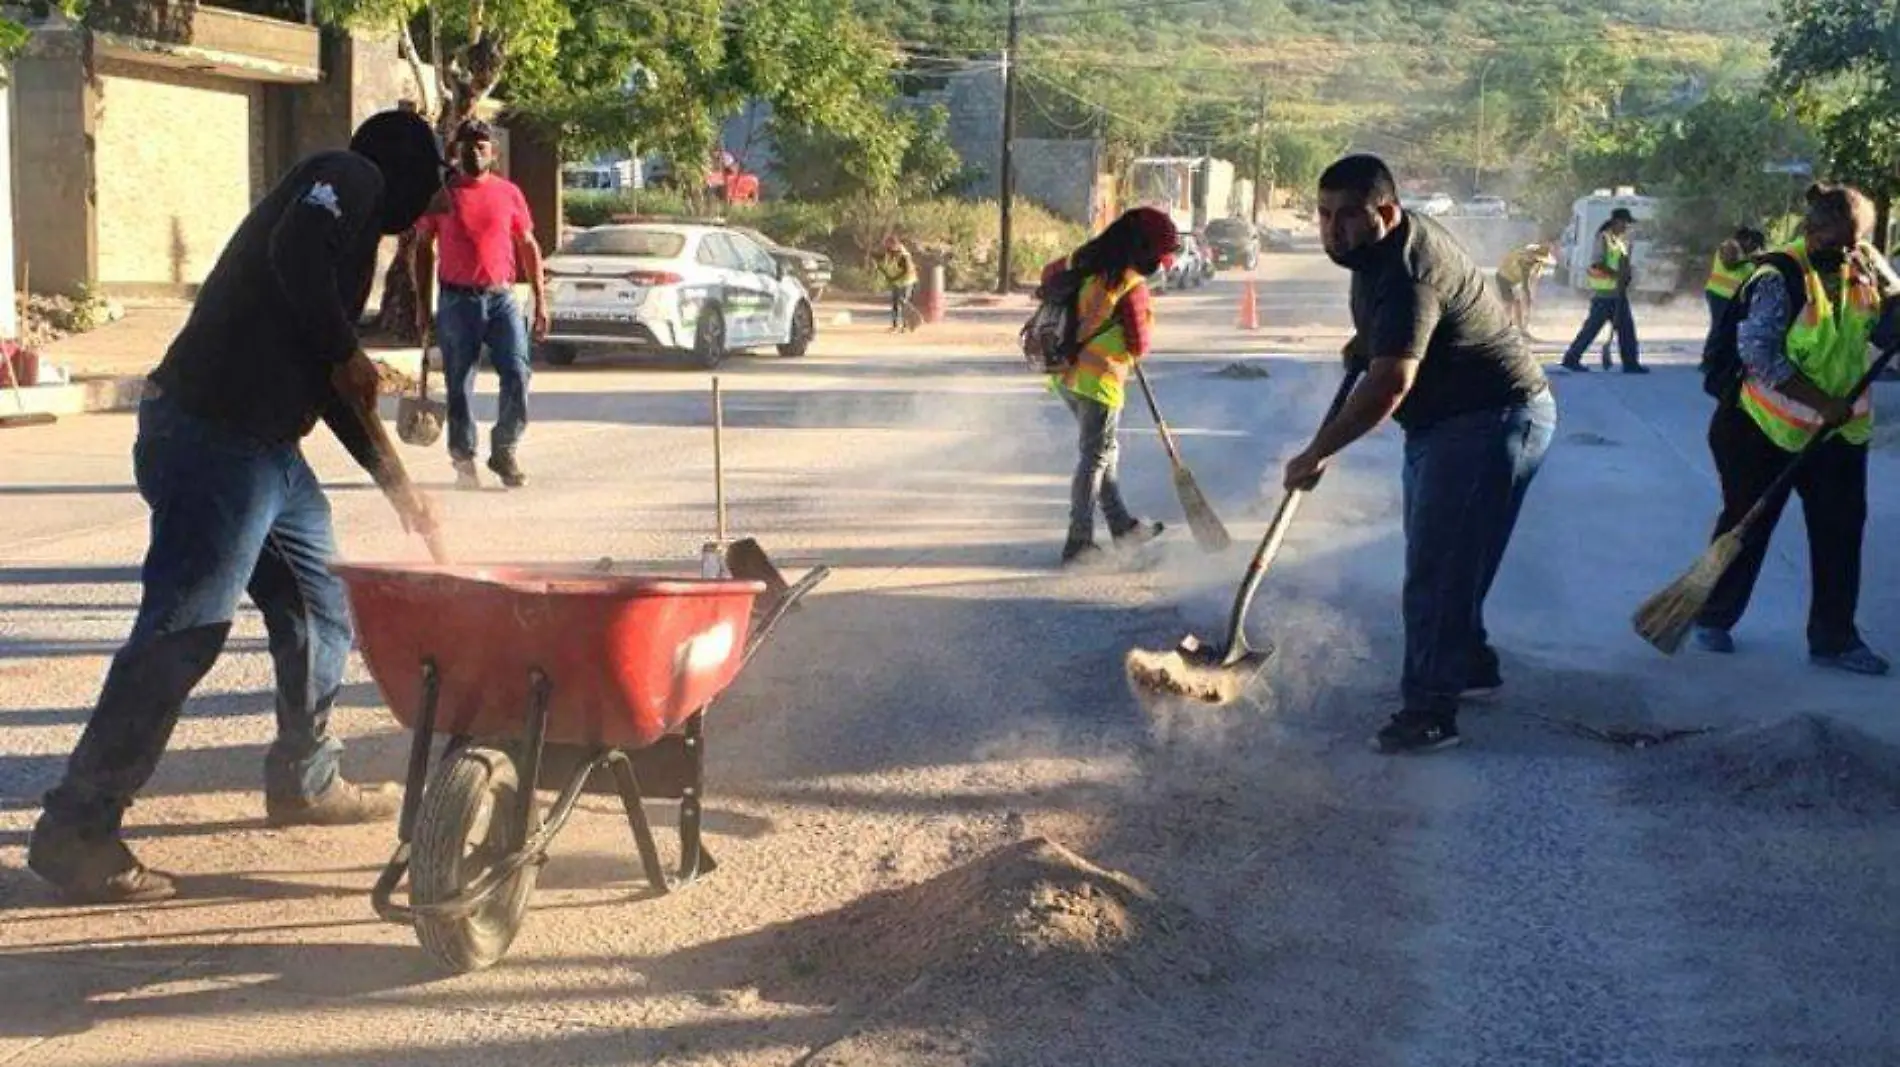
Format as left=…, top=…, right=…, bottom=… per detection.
left=28, top=111, right=447, bottom=904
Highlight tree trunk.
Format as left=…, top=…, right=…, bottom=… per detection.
left=1878, top=192, right=1893, bottom=256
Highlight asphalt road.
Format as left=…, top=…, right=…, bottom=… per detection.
left=2, top=251, right=1897, bottom=1066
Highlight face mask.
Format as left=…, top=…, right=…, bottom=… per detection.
left=457, top=142, right=490, bottom=174
left=1326, top=243, right=1383, bottom=271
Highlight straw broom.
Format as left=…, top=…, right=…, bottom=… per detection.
left=1634, top=341, right=1899, bottom=654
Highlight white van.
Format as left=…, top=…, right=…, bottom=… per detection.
left=1557, top=188, right=1683, bottom=298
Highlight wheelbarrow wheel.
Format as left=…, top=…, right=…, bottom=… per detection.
left=411, top=746, right=537, bottom=972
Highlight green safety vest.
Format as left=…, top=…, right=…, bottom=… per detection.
left=1053, top=265, right=1146, bottom=410
left=1738, top=239, right=1879, bottom=451
left=1706, top=250, right=1753, bottom=300
left=1587, top=233, right=1627, bottom=293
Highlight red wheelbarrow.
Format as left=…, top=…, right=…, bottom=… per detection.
left=335, top=554, right=827, bottom=972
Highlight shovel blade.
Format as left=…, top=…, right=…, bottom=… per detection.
left=1125, top=636, right=1272, bottom=706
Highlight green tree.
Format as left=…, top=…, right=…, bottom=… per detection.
left=773, top=102, right=960, bottom=202
left=1641, top=93, right=1815, bottom=256
left=1769, top=0, right=1900, bottom=247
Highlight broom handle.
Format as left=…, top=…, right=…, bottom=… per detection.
left=1130, top=362, right=1185, bottom=465
left=712, top=376, right=726, bottom=546
left=1731, top=341, right=1899, bottom=533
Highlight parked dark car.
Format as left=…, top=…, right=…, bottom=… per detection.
left=733, top=226, right=833, bottom=302
left=1204, top=217, right=1259, bottom=271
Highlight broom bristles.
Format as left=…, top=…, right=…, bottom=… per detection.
left=1632, top=531, right=1745, bottom=654
left=1175, top=469, right=1232, bottom=552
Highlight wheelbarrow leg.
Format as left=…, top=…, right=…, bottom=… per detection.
left=609, top=754, right=673, bottom=895
left=677, top=712, right=716, bottom=881
left=516, top=670, right=552, bottom=839
left=373, top=658, right=440, bottom=924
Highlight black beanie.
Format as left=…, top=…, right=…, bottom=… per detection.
left=349, top=110, right=445, bottom=235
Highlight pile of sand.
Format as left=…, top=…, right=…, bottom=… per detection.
left=1637, top=712, right=1900, bottom=814
left=766, top=838, right=1221, bottom=1016
left=1207, top=361, right=1271, bottom=380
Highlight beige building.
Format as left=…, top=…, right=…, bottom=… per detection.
left=9, top=4, right=561, bottom=306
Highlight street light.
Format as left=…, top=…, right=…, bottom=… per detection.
left=1474, top=57, right=1496, bottom=195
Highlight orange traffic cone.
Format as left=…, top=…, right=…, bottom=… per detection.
left=1237, top=279, right=1259, bottom=330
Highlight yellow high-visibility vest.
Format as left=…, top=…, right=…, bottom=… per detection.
left=1053, top=265, right=1147, bottom=410
left=1738, top=239, right=1879, bottom=451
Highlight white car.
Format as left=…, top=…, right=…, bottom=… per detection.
left=1464, top=195, right=1510, bottom=218
left=539, top=222, right=816, bottom=368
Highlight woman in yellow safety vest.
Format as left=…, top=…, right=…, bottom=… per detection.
left=1041, top=206, right=1180, bottom=567
left=1559, top=208, right=1646, bottom=373
left=876, top=235, right=919, bottom=332
left=1690, top=183, right=1899, bottom=674
left=1703, top=225, right=1766, bottom=348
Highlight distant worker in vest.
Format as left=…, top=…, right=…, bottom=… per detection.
left=1043, top=207, right=1178, bottom=567
left=1495, top=241, right=1556, bottom=337
left=1690, top=183, right=1898, bottom=674
left=1559, top=208, right=1647, bottom=373
left=1704, top=225, right=1767, bottom=348
left=877, top=235, right=919, bottom=332
left=411, top=118, right=548, bottom=490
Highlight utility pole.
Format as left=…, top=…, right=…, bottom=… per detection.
left=1474, top=57, right=1495, bottom=196
left=996, top=0, right=1022, bottom=294
left=1250, top=85, right=1267, bottom=226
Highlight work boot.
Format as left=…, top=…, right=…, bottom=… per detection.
left=1810, top=642, right=1891, bottom=677
left=1111, top=520, right=1165, bottom=549
left=487, top=451, right=529, bottom=489
left=1370, top=710, right=1462, bottom=755
left=27, top=820, right=177, bottom=905
left=1692, top=625, right=1735, bottom=654
left=1557, top=360, right=1589, bottom=374
left=265, top=778, right=402, bottom=828
left=453, top=457, right=481, bottom=491
left=1060, top=541, right=1107, bottom=569
left=1622, top=364, right=1652, bottom=375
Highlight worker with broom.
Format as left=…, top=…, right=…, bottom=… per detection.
left=1045, top=207, right=1178, bottom=567
left=26, top=111, right=446, bottom=904
left=1686, top=183, right=1898, bottom=674
left=1283, top=155, right=1553, bottom=753
left=877, top=235, right=919, bottom=333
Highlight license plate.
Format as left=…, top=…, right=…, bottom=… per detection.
left=558, top=308, right=635, bottom=322
left=575, top=282, right=606, bottom=292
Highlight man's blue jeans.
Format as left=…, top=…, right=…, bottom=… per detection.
left=40, top=393, right=350, bottom=835
left=437, top=286, right=531, bottom=462
left=1061, top=387, right=1136, bottom=548
left=1562, top=295, right=1640, bottom=368
left=1400, top=392, right=1557, bottom=715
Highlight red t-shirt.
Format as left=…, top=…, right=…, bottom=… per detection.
left=417, top=174, right=533, bottom=290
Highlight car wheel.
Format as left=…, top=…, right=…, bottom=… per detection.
left=778, top=301, right=814, bottom=359
left=693, top=306, right=728, bottom=369
left=537, top=342, right=577, bottom=367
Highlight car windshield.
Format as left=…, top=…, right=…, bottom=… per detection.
left=1206, top=219, right=1249, bottom=238
left=561, top=228, right=687, bottom=258
left=734, top=227, right=781, bottom=250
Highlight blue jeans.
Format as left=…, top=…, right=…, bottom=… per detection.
left=40, top=394, right=350, bottom=835
left=1061, top=388, right=1136, bottom=547
left=437, top=286, right=531, bottom=461
left=890, top=284, right=916, bottom=328
left=1400, top=392, right=1557, bottom=715
left=1562, top=295, right=1640, bottom=368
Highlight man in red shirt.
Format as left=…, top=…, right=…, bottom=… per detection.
left=412, top=119, right=548, bottom=489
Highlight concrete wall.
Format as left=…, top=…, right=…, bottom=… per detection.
left=1, top=78, right=14, bottom=340
left=1012, top=138, right=1098, bottom=224
left=9, top=27, right=97, bottom=296
left=94, top=58, right=263, bottom=289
